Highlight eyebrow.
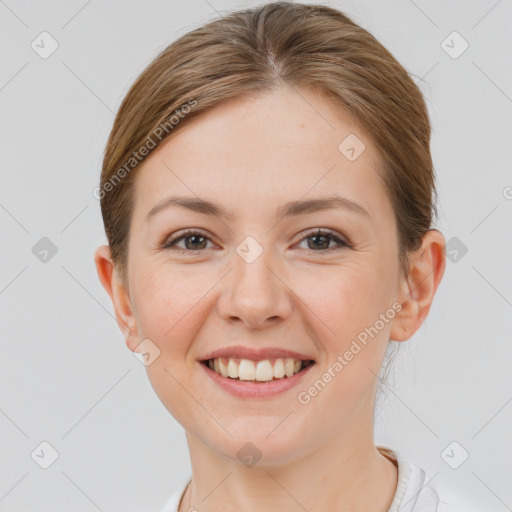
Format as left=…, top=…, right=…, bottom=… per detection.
left=145, top=194, right=370, bottom=222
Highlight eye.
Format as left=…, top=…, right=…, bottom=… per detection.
left=162, top=228, right=350, bottom=253
left=162, top=229, right=214, bottom=252
left=296, top=229, right=350, bottom=252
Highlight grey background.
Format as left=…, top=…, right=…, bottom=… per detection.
left=1, top=0, right=511, bottom=510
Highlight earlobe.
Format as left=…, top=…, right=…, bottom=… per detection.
left=93, top=245, right=139, bottom=351
left=390, top=229, right=446, bottom=342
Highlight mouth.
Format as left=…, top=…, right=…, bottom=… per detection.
left=201, top=357, right=315, bottom=382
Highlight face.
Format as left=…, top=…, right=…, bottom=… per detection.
left=108, top=86, right=411, bottom=465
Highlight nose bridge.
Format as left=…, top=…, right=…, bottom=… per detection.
left=218, top=237, right=291, bottom=327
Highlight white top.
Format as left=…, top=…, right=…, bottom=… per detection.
left=160, top=446, right=476, bottom=512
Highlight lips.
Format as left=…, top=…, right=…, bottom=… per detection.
left=199, top=345, right=315, bottom=362
left=195, top=346, right=317, bottom=404
left=199, top=356, right=315, bottom=399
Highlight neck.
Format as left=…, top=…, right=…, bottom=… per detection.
left=178, top=406, right=398, bottom=512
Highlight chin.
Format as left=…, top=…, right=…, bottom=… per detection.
left=206, top=421, right=312, bottom=468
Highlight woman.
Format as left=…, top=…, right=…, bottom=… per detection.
left=94, top=3, right=474, bottom=510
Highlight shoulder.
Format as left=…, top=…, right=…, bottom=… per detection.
left=159, top=474, right=191, bottom=512
left=434, top=483, right=481, bottom=512
left=377, top=446, right=479, bottom=512
left=161, top=453, right=481, bottom=512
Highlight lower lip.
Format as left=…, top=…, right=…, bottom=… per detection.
left=199, top=361, right=315, bottom=399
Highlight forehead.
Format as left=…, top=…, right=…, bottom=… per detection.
left=132, top=86, right=390, bottom=221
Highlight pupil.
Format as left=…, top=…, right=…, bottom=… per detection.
left=309, top=233, right=329, bottom=250
left=185, top=235, right=206, bottom=250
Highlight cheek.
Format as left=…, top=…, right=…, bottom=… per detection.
left=131, top=265, right=207, bottom=353
left=298, top=259, right=397, bottom=344
left=131, top=266, right=209, bottom=425
left=293, top=265, right=395, bottom=418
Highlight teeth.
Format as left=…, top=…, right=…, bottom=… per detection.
left=227, top=359, right=238, bottom=379
left=274, top=358, right=285, bottom=378
left=207, top=357, right=310, bottom=381
left=255, top=360, right=273, bottom=381
left=239, top=359, right=256, bottom=380
left=219, top=358, right=229, bottom=377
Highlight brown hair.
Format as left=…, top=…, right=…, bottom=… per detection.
left=98, top=1, right=437, bottom=283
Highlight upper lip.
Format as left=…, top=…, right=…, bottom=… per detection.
left=200, top=345, right=315, bottom=362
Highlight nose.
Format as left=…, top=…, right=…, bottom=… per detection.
left=217, top=245, right=293, bottom=329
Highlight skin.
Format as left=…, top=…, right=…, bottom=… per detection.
left=95, top=85, right=446, bottom=512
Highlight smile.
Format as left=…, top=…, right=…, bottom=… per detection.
left=202, top=357, right=315, bottom=382
left=199, top=356, right=316, bottom=399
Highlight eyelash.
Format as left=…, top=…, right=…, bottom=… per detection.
left=161, top=228, right=351, bottom=253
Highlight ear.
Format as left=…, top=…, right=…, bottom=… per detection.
left=94, top=245, right=139, bottom=352
left=390, top=229, right=446, bottom=342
